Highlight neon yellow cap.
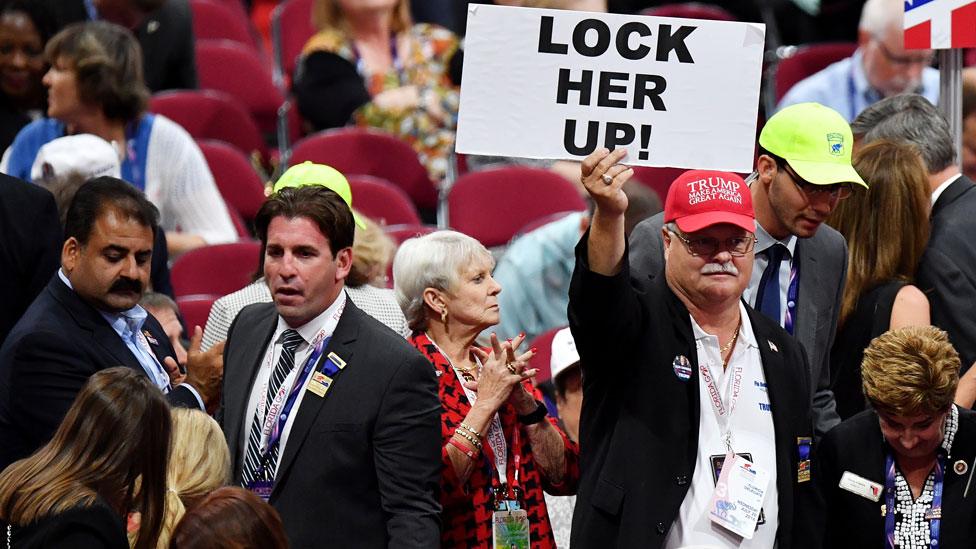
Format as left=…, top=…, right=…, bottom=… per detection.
left=272, top=161, right=366, bottom=228
left=759, top=103, right=867, bottom=189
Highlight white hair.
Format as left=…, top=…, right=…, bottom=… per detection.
left=393, top=230, right=493, bottom=333
left=859, top=0, right=904, bottom=37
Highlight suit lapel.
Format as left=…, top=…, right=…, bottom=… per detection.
left=48, top=276, right=147, bottom=374
left=795, top=239, right=820, bottom=351
left=224, top=305, right=278, bottom=466
left=273, top=304, right=361, bottom=492
left=751, top=309, right=795, bottom=519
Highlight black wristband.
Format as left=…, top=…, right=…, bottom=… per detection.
left=517, top=400, right=548, bottom=425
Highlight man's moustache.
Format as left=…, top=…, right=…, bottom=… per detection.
left=701, top=262, right=739, bottom=275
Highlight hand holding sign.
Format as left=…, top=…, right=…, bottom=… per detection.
left=580, top=148, right=633, bottom=218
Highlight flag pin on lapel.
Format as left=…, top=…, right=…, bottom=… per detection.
left=143, top=330, right=159, bottom=346
left=767, top=340, right=778, bottom=353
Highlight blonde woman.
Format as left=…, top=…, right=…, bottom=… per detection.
left=130, top=409, right=230, bottom=549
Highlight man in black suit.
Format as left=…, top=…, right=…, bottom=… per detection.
left=0, top=177, right=221, bottom=469
left=569, top=153, right=819, bottom=547
left=0, top=174, right=62, bottom=348
left=853, top=94, right=976, bottom=370
left=219, top=184, right=441, bottom=548
left=39, top=0, right=196, bottom=92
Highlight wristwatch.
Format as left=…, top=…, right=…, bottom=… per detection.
left=517, top=400, right=548, bottom=425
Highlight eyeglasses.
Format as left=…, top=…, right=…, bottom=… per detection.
left=873, top=38, right=934, bottom=67
left=670, top=231, right=757, bottom=257
left=782, top=163, right=853, bottom=201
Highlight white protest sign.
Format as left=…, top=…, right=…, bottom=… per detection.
left=456, top=5, right=765, bottom=172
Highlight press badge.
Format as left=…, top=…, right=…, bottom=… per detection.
left=707, top=452, right=771, bottom=539
left=492, top=509, right=530, bottom=549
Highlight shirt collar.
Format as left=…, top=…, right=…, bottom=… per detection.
left=59, top=269, right=148, bottom=335
left=931, top=173, right=962, bottom=206
left=273, top=288, right=347, bottom=346
left=690, top=301, right=759, bottom=350
left=754, top=221, right=797, bottom=257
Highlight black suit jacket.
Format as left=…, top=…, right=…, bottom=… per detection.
left=219, top=300, right=442, bottom=548
left=0, top=276, right=197, bottom=469
left=818, top=407, right=976, bottom=547
left=0, top=175, right=61, bottom=348
left=568, top=236, right=819, bottom=548
left=40, top=0, right=197, bottom=92
left=917, top=175, right=976, bottom=370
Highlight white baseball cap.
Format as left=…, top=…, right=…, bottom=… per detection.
left=31, top=134, right=121, bottom=183
left=550, top=327, right=580, bottom=381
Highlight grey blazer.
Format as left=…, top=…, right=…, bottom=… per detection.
left=628, top=212, right=846, bottom=438
left=219, top=300, right=442, bottom=548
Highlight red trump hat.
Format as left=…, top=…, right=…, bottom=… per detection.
left=664, top=170, right=755, bottom=233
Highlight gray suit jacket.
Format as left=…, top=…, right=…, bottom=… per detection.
left=628, top=213, right=845, bottom=438
left=219, top=299, right=442, bottom=548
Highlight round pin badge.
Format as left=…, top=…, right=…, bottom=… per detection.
left=672, top=355, right=692, bottom=381
left=954, top=459, right=968, bottom=475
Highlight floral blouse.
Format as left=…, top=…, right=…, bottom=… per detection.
left=409, top=332, right=580, bottom=548
left=301, top=24, right=460, bottom=183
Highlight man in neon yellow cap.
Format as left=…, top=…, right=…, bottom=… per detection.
left=628, top=102, right=866, bottom=439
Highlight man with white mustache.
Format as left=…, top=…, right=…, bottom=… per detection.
left=569, top=162, right=820, bottom=547
left=629, top=102, right=867, bottom=440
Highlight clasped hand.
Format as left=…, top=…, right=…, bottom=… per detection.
left=466, top=333, right=538, bottom=415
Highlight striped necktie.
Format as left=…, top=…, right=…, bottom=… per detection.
left=242, top=329, right=304, bottom=486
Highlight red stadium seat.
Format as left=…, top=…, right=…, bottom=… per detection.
left=640, top=3, right=736, bottom=20
left=195, top=40, right=285, bottom=137
left=629, top=166, right=686, bottom=203
left=446, top=167, right=587, bottom=248
left=177, top=296, right=217, bottom=332
left=774, top=42, right=858, bottom=102
left=271, top=0, right=316, bottom=84
left=383, top=223, right=438, bottom=245
left=288, top=128, right=438, bottom=211
left=190, top=0, right=263, bottom=52
left=150, top=90, right=267, bottom=164
left=171, top=241, right=262, bottom=298
left=527, top=326, right=565, bottom=384
left=197, top=139, right=268, bottom=226
left=347, top=175, right=422, bottom=226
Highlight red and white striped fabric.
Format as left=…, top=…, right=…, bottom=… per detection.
left=904, top=0, right=976, bottom=49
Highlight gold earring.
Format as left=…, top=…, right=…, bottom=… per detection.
left=441, top=309, right=448, bottom=324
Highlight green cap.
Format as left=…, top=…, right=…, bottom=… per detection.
left=272, top=161, right=367, bottom=228
left=759, top=103, right=867, bottom=189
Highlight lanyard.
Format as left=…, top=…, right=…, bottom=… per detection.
left=783, top=255, right=799, bottom=336
left=884, top=452, right=945, bottom=549
left=699, top=349, right=744, bottom=453
left=259, top=335, right=331, bottom=457
left=482, top=421, right=523, bottom=503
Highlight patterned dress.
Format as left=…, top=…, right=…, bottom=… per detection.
left=301, top=24, right=460, bottom=182
left=409, top=332, right=580, bottom=548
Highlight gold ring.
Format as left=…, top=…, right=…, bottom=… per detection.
left=506, top=363, right=517, bottom=375
left=602, top=173, right=614, bottom=184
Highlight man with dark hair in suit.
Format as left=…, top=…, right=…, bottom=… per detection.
left=628, top=102, right=866, bottom=439
left=38, top=0, right=196, bottom=92
left=853, top=93, right=976, bottom=370
left=219, top=184, right=441, bottom=548
left=0, top=173, right=62, bottom=347
left=0, top=176, right=221, bottom=469
left=570, top=156, right=819, bottom=547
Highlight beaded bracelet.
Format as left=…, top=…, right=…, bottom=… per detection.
left=459, top=422, right=482, bottom=439
left=454, top=428, right=483, bottom=449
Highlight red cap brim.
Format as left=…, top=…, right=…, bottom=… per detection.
left=674, top=212, right=756, bottom=234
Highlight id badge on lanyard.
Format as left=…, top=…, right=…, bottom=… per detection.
left=489, top=427, right=529, bottom=549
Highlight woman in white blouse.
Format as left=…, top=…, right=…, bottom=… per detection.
left=0, top=21, right=236, bottom=255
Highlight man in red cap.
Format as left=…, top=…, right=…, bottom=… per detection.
left=567, top=149, right=819, bottom=548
